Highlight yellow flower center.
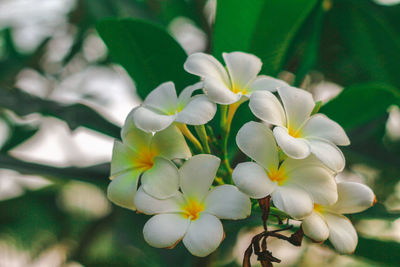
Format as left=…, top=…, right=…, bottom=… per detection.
left=288, top=125, right=301, bottom=138
left=231, top=83, right=247, bottom=95
left=176, top=104, right=185, bottom=113
left=313, top=203, right=324, bottom=213
left=134, top=148, right=158, bottom=171
left=267, top=168, right=287, bottom=186
left=182, top=199, right=205, bottom=221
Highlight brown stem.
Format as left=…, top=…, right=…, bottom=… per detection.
left=258, top=196, right=271, bottom=231
left=242, top=197, right=304, bottom=267
left=242, top=244, right=253, bottom=267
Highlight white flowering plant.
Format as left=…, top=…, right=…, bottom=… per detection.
left=106, top=51, right=376, bottom=264
left=1, top=1, right=400, bottom=267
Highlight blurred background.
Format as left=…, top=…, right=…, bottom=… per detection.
left=0, top=0, right=399, bottom=266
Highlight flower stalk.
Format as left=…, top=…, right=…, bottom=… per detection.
left=221, top=99, right=246, bottom=178
left=195, top=125, right=211, bottom=154
left=176, top=123, right=203, bottom=152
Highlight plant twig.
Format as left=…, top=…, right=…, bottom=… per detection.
left=176, top=123, right=203, bottom=153
left=195, top=125, right=211, bottom=154
left=258, top=196, right=271, bottom=231
left=243, top=196, right=304, bottom=267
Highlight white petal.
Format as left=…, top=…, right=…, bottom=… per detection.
left=110, top=141, right=138, bottom=176
left=184, top=53, right=230, bottom=84
left=271, top=186, right=313, bottom=219
left=307, top=138, right=345, bottom=172
left=302, top=114, right=350, bottom=146
left=232, top=162, right=277, bottom=199
left=249, top=90, right=286, bottom=127
left=134, top=186, right=185, bottom=215
left=183, top=213, right=224, bottom=257
left=107, top=169, right=141, bottom=210
left=329, top=182, right=375, bottom=214
left=279, top=154, right=327, bottom=173
left=176, top=95, right=217, bottom=125
left=141, top=157, right=179, bottom=199
left=151, top=124, right=191, bottom=160
left=223, top=52, right=262, bottom=89
left=204, top=185, right=251, bottom=220
left=278, top=86, right=315, bottom=130
left=178, top=81, right=204, bottom=105
left=282, top=157, right=337, bottom=205
left=179, top=154, right=220, bottom=201
left=302, top=211, right=329, bottom=242
left=121, top=108, right=152, bottom=151
left=133, top=106, right=176, bottom=133
left=273, top=126, right=310, bottom=159
left=247, top=75, right=288, bottom=94
left=143, top=81, right=178, bottom=114
left=236, top=121, right=279, bottom=170
left=143, top=213, right=189, bottom=249
left=325, top=212, right=358, bottom=254
left=204, top=76, right=241, bottom=104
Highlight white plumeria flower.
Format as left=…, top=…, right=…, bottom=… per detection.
left=232, top=121, right=338, bottom=219
left=134, top=154, right=251, bottom=257
left=107, top=110, right=191, bottom=210
left=133, top=81, right=217, bottom=133
left=184, top=52, right=288, bottom=105
left=249, top=86, right=350, bottom=172
left=302, top=182, right=375, bottom=254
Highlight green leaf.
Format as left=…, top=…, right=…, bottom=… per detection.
left=320, top=0, right=400, bottom=87
left=96, top=18, right=196, bottom=99
left=0, top=87, right=120, bottom=138
left=0, top=113, right=39, bottom=152
left=213, top=0, right=318, bottom=75
left=352, top=203, right=399, bottom=220
left=0, top=187, right=65, bottom=250
left=288, top=2, right=326, bottom=86
left=354, top=236, right=400, bottom=266
left=0, top=154, right=108, bottom=186
left=213, top=0, right=264, bottom=57
left=320, top=83, right=400, bottom=131
left=152, top=0, right=203, bottom=27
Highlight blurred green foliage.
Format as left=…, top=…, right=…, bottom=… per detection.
left=0, top=0, right=399, bottom=266
left=97, top=18, right=197, bottom=99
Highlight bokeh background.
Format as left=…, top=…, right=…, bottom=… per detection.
left=0, top=0, right=399, bottom=266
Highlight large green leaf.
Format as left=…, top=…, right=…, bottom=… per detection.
left=321, top=83, right=400, bottom=131
left=354, top=236, right=400, bottom=266
left=0, top=116, right=39, bottom=152
left=0, top=87, right=120, bottom=138
left=352, top=203, right=399, bottom=220
left=0, top=187, right=65, bottom=249
left=213, top=0, right=318, bottom=75
left=320, top=0, right=400, bottom=87
left=286, top=2, right=326, bottom=86
left=0, top=154, right=108, bottom=186
left=97, top=18, right=196, bottom=99
left=149, top=0, right=203, bottom=26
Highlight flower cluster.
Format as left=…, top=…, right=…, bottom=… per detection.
left=108, top=51, right=375, bottom=257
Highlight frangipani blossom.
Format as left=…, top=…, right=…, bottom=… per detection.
left=184, top=52, right=288, bottom=105
left=107, top=110, right=191, bottom=210
left=249, top=86, right=350, bottom=172
left=134, top=154, right=251, bottom=257
left=301, top=182, right=375, bottom=254
left=232, top=122, right=337, bottom=219
left=133, top=81, right=217, bottom=133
